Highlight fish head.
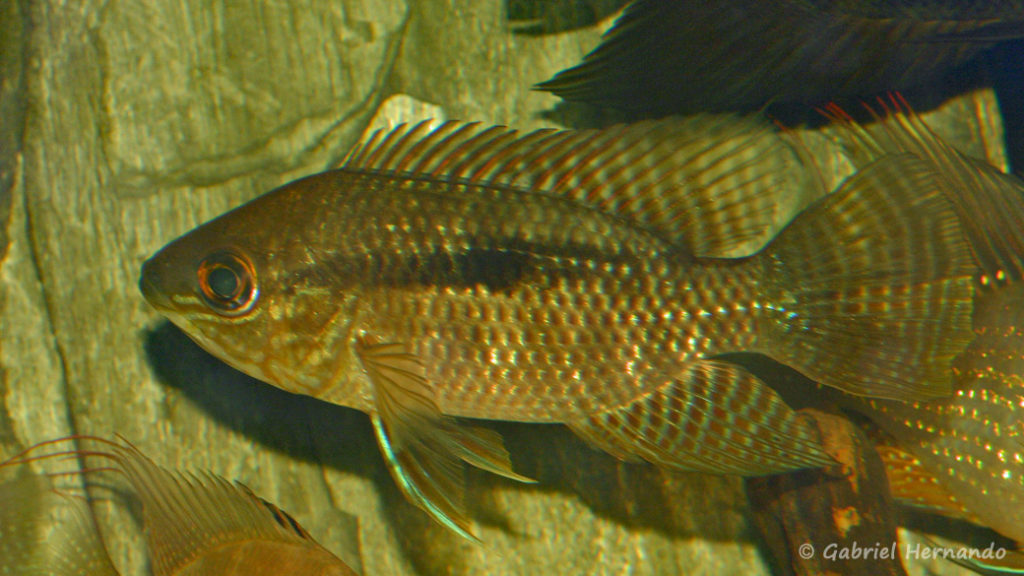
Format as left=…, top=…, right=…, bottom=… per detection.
left=140, top=177, right=367, bottom=404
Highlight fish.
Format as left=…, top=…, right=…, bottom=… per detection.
left=0, top=436, right=362, bottom=576
left=139, top=114, right=977, bottom=539
left=877, top=439, right=1024, bottom=574
left=874, top=440, right=982, bottom=526
left=537, top=0, right=1024, bottom=115
left=826, top=99, right=1024, bottom=547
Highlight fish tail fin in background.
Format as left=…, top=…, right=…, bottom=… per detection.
left=874, top=438, right=983, bottom=524
left=0, top=442, right=121, bottom=576
left=535, top=0, right=1024, bottom=115
left=878, top=442, right=1024, bottom=573
left=758, top=151, right=976, bottom=401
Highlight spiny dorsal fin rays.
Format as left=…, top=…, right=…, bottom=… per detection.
left=101, top=441, right=334, bottom=576
left=356, top=339, right=533, bottom=541
left=344, top=115, right=804, bottom=258
left=825, top=98, right=1024, bottom=284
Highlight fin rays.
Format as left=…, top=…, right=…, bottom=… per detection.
left=826, top=97, right=1024, bottom=285
left=343, top=115, right=809, bottom=258
left=569, top=360, right=832, bottom=475
left=356, top=338, right=532, bottom=541
left=764, top=152, right=975, bottom=400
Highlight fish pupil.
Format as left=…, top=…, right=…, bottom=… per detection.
left=208, top=266, right=239, bottom=299
left=197, top=250, right=258, bottom=315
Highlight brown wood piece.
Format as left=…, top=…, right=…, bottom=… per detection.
left=745, top=409, right=907, bottom=576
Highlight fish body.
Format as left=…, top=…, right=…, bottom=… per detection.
left=830, top=101, right=1024, bottom=546
left=141, top=116, right=976, bottom=538
left=538, top=0, right=1024, bottom=115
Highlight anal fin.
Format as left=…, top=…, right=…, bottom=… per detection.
left=568, top=359, right=832, bottom=476
left=357, top=339, right=533, bottom=541
left=875, top=443, right=981, bottom=524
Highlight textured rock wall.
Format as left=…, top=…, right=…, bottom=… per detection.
left=0, top=1, right=1008, bottom=575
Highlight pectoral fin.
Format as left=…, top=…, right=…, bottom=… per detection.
left=568, top=359, right=833, bottom=475
left=356, top=339, right=533, bottom=541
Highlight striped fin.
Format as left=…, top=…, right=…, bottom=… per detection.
left=99, top=440, right=358, bottom=576
left=825, top=98, right=1024, bottom=286
left=0, top=465, right=120, bottom=576
left=567, top=359, right=833, bottom=475
left=356, top=338, right=534, bottom=541
left=763, top=153, right=975, bottom=400
left=344, top=115, right=805, bottom=257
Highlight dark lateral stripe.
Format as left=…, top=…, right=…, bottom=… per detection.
left=403, top=247, right=536, bottom=292
left=304, top=238, right=646, bottom=294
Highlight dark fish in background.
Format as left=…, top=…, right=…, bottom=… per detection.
left=828, top=101, right=1024, bottom=548
left=0, top=437, right=362, bottom=576
left=139, top=114, right=977, bottom=539
left=537, top=0, right=1024, bottom=116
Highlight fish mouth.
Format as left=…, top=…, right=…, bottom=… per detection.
left=138, top=256, right=175, bottom=312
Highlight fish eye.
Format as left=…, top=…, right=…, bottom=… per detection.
left=197, top=250, right=258, bottom=315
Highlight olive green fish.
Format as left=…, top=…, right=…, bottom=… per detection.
left=538, top=0, right=1024, bottom=115
left=829, top=101, right=1024, bottom=551
left=140, top=115, right=976, bottom=539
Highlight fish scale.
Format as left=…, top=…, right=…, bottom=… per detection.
left=140, top=116, right=975, bottom=539
left=379, top=261, right=765, bottom=421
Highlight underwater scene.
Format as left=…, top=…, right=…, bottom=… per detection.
left=4, top=1, right=1024, bottom=574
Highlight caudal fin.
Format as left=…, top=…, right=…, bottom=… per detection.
left=761, top=153, right=975, bottom=401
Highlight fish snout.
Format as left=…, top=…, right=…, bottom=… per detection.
left=138, top=254, right=178, bottom=311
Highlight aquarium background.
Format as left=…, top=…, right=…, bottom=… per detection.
left=0, top=1, right=1013, bottom=574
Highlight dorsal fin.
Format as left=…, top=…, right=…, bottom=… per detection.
left=344, top=115, right=810, bottom=257
left=825, top=97, right=1024, bottom=285
left=103, top=441, right=343, bottom=576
